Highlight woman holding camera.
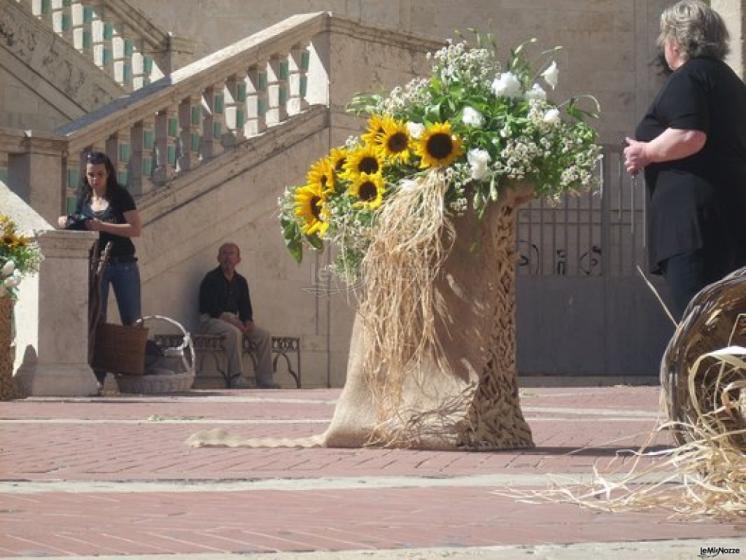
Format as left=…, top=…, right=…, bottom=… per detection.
left=58, top=151, right=142, bottom=382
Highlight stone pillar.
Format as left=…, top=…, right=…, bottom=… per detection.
left=14, top=230, right=100, bottom=397
left=712, top=0, right=746, bottom=79
left=6, top=133, right=67, bottom=226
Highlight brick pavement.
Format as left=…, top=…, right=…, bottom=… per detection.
left=0, top=386, right=744, bottom=559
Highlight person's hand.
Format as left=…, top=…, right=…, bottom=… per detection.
left=244, top=320, right=255, bottom=334
left=623, top=137, right=651, bottom=174
left=57, top=216, right=67, bottom=229
left=85, top=218, right=102, bottom=231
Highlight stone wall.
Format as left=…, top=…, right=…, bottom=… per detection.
left=0, top=0, right=122, bottom=131
left=126, top=0, right=672, bottom=144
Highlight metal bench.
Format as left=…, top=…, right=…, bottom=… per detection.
left=153, top=333, right=301, bottom=388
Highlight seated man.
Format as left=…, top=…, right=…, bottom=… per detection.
left=198, top=242, right=279, bottom=389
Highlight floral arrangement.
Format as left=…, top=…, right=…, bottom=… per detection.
left=279, top=34, right=602, bottom=282
left=0, top=215, right=42, bottom=299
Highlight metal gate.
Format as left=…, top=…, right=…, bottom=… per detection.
left=516, top=144, right=674, bottom=377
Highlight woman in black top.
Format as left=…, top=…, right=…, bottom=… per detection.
left=58, top=151, right=142, bottom=382
left=624, top=0, right=746, bottom=320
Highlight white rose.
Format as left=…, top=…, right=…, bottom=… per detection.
left=542, top=61, right=559, bottom=90
left=398, top=178, right=420, bottom=192
left=1, top=260, right=14, bottom=278
left=491, top=72, right=522, bottom=99
left=525, top=83, right=547, bottom=101
left=406, top=122, right=425, bottom=139
left=462, top=107, right=484, bottom=128
left=543, top=108, right=561, bottom=126
left=4, top=276, right=19, bottom=289
left=467, top=148, right=492, bottom=181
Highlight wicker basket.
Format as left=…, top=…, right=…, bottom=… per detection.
left=91, top=323, right=149, bottom=375
left=661, top=266, right=746, bottom=448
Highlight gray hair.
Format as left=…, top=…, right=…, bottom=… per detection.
left=658, top=0, right=730, bottom=61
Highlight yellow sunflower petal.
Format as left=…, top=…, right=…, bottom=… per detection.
left=361, top=114, right=387, bottom=147
left=348, top=173, right=386, bottom=210
left=342, top=144, right=384, bottom=180
left=328, top=147, right=349, bottom=176
left=380, top=117, right=412, bottom=164
left=294, top=184, right=329, bottom=237
left=306, top=157, right=336, bottom=194
left=415, top=122, right=464, bottom=169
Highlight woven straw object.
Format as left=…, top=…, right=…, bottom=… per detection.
left=660, top=266, right=746, bottom=449
left=189, top=176, right=534, bottom=450
left=0, top=297, right=21, bottom=400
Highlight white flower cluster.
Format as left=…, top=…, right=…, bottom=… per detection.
left=559, top=145, right=602, bottom=189
left=493, top=138, right=543, bottom=181
left=0, top=260, right=21, bottom=298
left=429, top=41, right=499, bottom=89
left=378, top=78, right=432, bottom=114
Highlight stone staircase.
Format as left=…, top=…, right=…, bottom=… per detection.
left=1, top=6, right=438, bottom=387
left=12, top=0, right=190, bottom=92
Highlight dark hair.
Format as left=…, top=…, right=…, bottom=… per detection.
left=81, top=151, right=121, bottom=202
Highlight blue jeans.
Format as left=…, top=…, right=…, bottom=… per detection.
left=96, top=260, right=141, bottom=382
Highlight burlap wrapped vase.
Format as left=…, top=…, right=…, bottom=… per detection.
left=189, top=175, right=535, bottom=450
left=0, top=297, right=21, bottom=401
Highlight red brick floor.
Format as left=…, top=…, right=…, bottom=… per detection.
left=0, top=386, right=743, bottom=557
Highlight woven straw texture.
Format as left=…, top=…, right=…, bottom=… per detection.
left=0, top=297, right=21, bottom=400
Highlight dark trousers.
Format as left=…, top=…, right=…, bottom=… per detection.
left=661, top=248, right=730, bottom=321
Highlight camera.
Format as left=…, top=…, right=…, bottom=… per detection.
left=64, top=214, right=89, bottom=231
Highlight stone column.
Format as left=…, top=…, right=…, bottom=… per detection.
left=14, top=230, right=100, bottom=397
left=6, top=133, right=67, bottom=227
left=712, top=0, right=745, bottom=78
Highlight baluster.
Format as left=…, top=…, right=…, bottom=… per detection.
left=154, top=107, right=178, bottom=184
left=178, top=95, right=203, bottom=172
left=106, top=130, right=131, bottom=188
left=129, top=119, right=155, bottom=195
left=110, top=26, right=128, bottom=90
left=70, top=1, right=85, bottom=52
left=246, top=64, right=267, bottom=136
left=266, top=54, right=289, bottom=125
left=64, top=155, right=82, bottom=215
left=31, top=0, right=53, bottom=25
left=51, top=0, right=73, bottom=42
left=287, top=44, right=310, bottom=115
left=203, top=85, right=226, bottom=159
left=224, top=75, right=248, bottom=144
left=131, top=38, right=146, bottom=90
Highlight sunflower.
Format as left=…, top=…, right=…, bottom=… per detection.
left=306, top=157, right=336, bottom=194
left=361, top=114, right=387, bottom=146
left=343, top=144, right=384, bottom=179
left=379, top=116, right=412, bottom=164
left=415, top=122, right=464, bottom=169
left=294, top=184, right=329, bottom=237
left=328, top=147, right=349, bottom=175
left=348, top=173, right=386, bottom=210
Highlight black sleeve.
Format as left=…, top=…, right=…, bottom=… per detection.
left=198, top=272, right=222, bottom=319
left=657, top=69, right=709, bottom=133
left=238, top=277, right=253, bottom=323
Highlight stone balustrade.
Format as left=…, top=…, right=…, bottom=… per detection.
left=14, top=0, right=192, bottom=92
left=52, top=12, right=328, bottom=210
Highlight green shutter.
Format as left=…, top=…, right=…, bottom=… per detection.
left=143, top=130, right=155, bottom=150
left=236, top=82, right=247, bottom=102
left=213, top=122, right=221, bottom=139
left=191, top=133, right=200, bottom=153
left=167, top=145, right=176, bottom=165
left=103, top=23, right=113, bottom=40
left=301, top=50, right=310, bottom=72
left=214, top=94, right=224, bottom=114
left=191, top=106, right=200, bottom=125
left=83, top=6, right=93, bottom=22
left=167, top=117, right=178, bottom=137
left=300, top=75, right=307, bottom=97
